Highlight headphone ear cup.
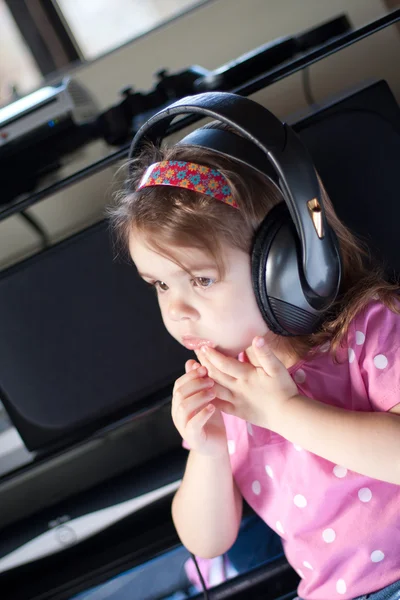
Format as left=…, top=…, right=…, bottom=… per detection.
left=252, top=203, right=292, bottom=336
left=252, top=203, right=327, bottom=336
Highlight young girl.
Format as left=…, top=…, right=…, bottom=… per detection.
left=109, top=108, right=400, bottom=600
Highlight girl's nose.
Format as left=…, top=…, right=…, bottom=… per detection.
left=168, top=296, right=198, bottom=321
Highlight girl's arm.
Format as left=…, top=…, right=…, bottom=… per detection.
left=275, top=395, right=400, bottom=484
left=172, top=448, right=243, bottom=558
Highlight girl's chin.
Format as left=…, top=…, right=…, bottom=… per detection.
left=219, top=346, right=250, bottom=358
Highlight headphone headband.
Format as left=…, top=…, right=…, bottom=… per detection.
left=128, top=91, right=341, bottom=309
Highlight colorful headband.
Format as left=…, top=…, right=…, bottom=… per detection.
left=137, top=160, right=239, bottom=208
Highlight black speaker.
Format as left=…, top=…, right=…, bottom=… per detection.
left=293, top=79, right=400, bottom=280
left=0, top=221, right=192, bottom=451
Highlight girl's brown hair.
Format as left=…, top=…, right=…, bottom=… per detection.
left=109, top=124, right=400, bottom=361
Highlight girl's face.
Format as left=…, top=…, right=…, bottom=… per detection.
left=129, top=232, right=269, bottom=358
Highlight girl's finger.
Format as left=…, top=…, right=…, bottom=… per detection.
left=175, top=387, right=217, bottom=427
left=252, top=337, right=284, bottom=377
left=211, top=398, right=236, bottom=416
left=185, top=359, right=203, bottom=373
left=172, top=367, right=208, bottom=409
left=201, top=346, right=249, bottom=378
left=179, top=376, right=215, bottom=406
left=185, top=404, right=216, bottom=440
left=209, top=381, right=233, bottom=402
left=172, top=376, right=215, bottom=417
left=196, top=351, right=236, bottom=387
left=176, top=381, right=233, bottom=424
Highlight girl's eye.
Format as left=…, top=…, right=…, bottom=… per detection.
left=145, top=281, right=169, bottom=293
left=193, top=277, right=215, bottom=289
left=155, top=281, right=169, bottom=292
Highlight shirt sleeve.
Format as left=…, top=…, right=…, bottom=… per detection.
left=350, top=300, right=400, bottom=412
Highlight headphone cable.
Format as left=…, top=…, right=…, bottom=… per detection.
left=190, top=552, right=210, bottom=600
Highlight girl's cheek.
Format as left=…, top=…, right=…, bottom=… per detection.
left=157, top=303, right=168, bottom=325
left=159, top=309, right=177, bottom=337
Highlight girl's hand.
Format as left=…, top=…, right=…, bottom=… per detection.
left=195, top=337, right=299, bottom=432
left=171, top=359, right=228, bottom=457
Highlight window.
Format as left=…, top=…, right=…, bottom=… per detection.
left=0, top=0, right=42, bottom=107
left=0, top=0, right=206, bottom=107
left=55, top=0, right=205, bottom=60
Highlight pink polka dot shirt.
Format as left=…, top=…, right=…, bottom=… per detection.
left=221, top=301, right=400, bottom=598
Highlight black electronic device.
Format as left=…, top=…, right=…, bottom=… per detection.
left=0, top=14, right=352, bottom=209
left=293, top=80, right=400, bottom=281
left=0, top=450, right=184, bottom=576
left=0, top=220, right=192, bottom=452
left=98, top=14, right=351, bottom=147
left=0, top=78, right=98, bottom=206
left=194, top=14, right=351, bottom=92
left=97, top=65, right=211, bottom=146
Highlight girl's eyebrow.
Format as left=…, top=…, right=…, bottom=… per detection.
left=188, top=263, right=219, bottom=273
left=138, top=264, right=218, bottom=279
left=138, top=272, right=158, bottom=279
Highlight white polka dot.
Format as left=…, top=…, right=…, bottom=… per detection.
left=356, top=331, right=365, bottom=345
left=265, top=465, right=274, bottom=478
left=293, top=444, right=303, bottom=451
left=247, top=422, right=253, bottom=435
left=348, top=348, right=355, bottom=363
left=276, top=520, right=285, bottom=534
left=358, top=487, right=372, bottom=502
left=294, top=494, right=307, bottom=508
left=294, top=369, right=306, bottom=384
left=322, top=528, right=336, bottom=543
left=296, top=569, right=305, bottom=579
left=252, top=480, right=261, bottom=495
left=303, top=561, right=313, bottom=570
left=371, top=550, right=385, bottom=562
left=374, top=354, right=388, bottom=370
left=227, top=440, right=236, bottom=455
left=333, top=465, right=348, bottom=478
left=336, top=579, right=347, bottom=594
left=320, top=341, right=330, bottom=352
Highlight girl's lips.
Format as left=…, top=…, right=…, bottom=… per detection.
left=182, top=337, right=215, bottom=350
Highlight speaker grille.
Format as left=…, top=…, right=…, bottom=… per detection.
left=269, top=297, right=321, bottom=335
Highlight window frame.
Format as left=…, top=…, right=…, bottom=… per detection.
left=5, top=0, right=82, bottom=76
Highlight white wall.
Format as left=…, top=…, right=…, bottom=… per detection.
left=0, top=0, right=398, bottom=268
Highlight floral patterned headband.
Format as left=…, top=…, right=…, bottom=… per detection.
left=137, top=160, right=239, bottom=208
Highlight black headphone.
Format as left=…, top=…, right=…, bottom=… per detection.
left=128, top=92, right=342, bottom=336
